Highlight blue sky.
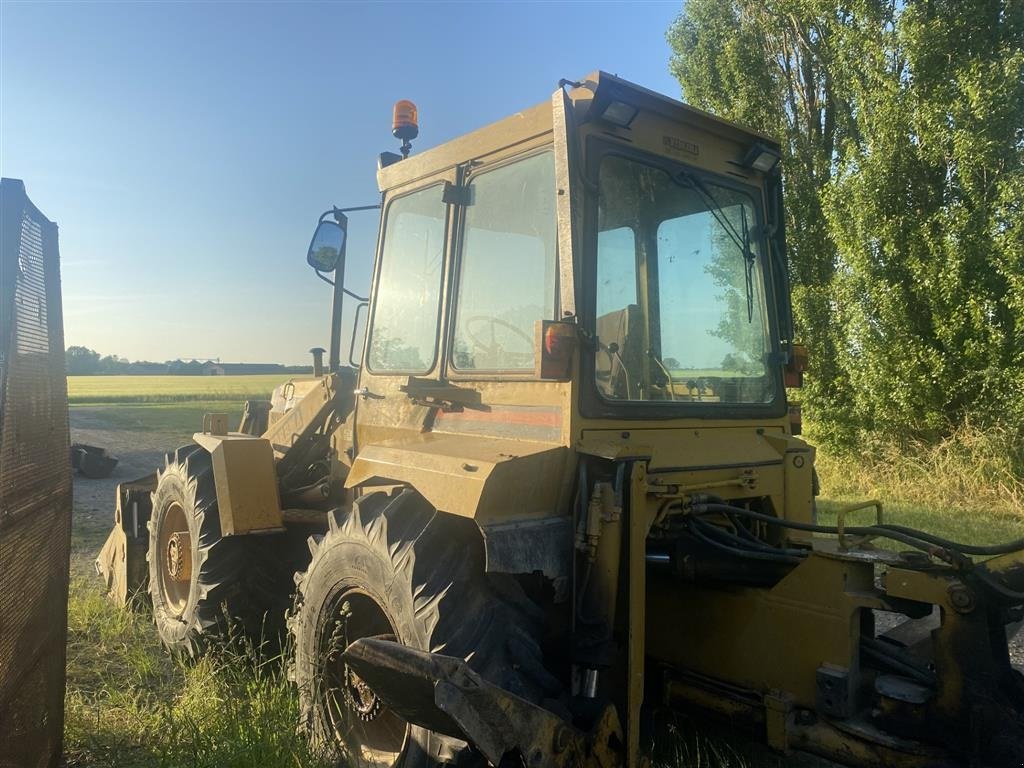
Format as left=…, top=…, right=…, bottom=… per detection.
left=1, top=1, right=683, bottom=364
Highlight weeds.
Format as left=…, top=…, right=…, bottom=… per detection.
left=813, top=421, right=1024, bottom=520
left=654, top=720, right=751, bottom=768
left=64, top=577, right=330, bottom=768
left=650, top=713, right=809, bottom=768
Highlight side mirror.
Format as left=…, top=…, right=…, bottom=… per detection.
left=307, top=220, right=346, bottom=272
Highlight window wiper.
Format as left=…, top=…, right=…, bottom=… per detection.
left=674, top=169, right=757, bottom=322
left=740, top=211, right=755, bottom=323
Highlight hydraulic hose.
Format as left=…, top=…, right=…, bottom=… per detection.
left=690, top=502, right=972, bottom=564
left=690, top=515, right=807, bottom=558
left=866, top=522, right=1024, bottom=557
left=668, top=498, right=1024, bottom=603
left=685, top=518, right=803, bottom=565
left=688, top=494, right=1024, bottom=556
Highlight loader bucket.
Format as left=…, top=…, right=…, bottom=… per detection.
left=95, top=473, right=156, bottom=605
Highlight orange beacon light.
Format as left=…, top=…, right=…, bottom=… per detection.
left=392, top=100, right=419, bottom=140
left=392, top=100, right=418, bottom=158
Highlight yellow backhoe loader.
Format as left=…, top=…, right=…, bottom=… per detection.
left=97, top=73, right=1024, bottom=768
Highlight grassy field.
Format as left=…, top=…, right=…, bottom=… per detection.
left=78, top=401, right=250, bottom=435
left=65, top=580, right=327, bottom=768
left=65, top=375, right=329, bottom=767
left=63, top=377, right=1024, bottom=767
left=67, top=374, right=286, bottom=404
left=813, top=421, right=1024, bottom=548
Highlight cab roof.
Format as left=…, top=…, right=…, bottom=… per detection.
left=376, top=71, right=779, bottom=193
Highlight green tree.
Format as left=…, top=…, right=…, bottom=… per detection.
left=669, top=0, right=1024, bottom=445
left=98, top=354, right=129, bottom=374
left=65, top=346, right=100, bottom=375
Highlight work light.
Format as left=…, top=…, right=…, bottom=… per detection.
left=742, top=142, right=782, bottom=172
left=599, top=100, right=639, bottom=128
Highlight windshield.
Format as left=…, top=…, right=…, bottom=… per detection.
left=593, top=154, right=776, bottom=405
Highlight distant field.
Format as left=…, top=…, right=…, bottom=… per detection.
left=67, top=374, right=288, bottom=404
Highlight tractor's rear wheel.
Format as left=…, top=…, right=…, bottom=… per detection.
left=148, top=444, right=294, bottom=654
left=291, top=490, right=559, bottom=768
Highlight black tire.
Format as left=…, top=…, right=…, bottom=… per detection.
left=291, top=489, right=559, bottom=768
left=147, top=444, right=294, bottom=654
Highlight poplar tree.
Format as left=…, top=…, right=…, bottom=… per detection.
left=668, top=0, right=1024, bottom=445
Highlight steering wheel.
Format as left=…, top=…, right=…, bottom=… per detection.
left=464, top=316, right=533, bottom=365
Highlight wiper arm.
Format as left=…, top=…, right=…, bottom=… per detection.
left=675, top=170, right=745, bottom=250
left=740, top=212, right=755, bottom=323
left=674, top=169, right=757, bottom=322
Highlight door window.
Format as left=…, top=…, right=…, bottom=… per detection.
left=451, top=152, right=557, bottom=372
left=367, top=186, right=447, bottom=373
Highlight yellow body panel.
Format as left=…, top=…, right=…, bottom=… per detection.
left=346, top=436, right=567, bottom=525
left=193, top=432, right=283, bottom=535
left=646, top=553, right=878, bottom=707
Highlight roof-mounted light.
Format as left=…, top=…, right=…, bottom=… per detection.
left=599, top=100, right=638, bottom=128
left=742, top=142, right=782, bottom=173
left=392, top=100, right=419, bottom=158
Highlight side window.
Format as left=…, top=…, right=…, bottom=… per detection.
left=451, top=152, right=556, bottom=372
left=367, top=186, right=447, bottom=373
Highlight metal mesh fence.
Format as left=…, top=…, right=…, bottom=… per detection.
left=0, top=178, right=71, bottom=768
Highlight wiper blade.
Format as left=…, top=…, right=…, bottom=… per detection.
left=675, top=170, right=746, bottom=250
left=674, top=169, right=756, bottom=322
left=740, top=211, right=754, bottom=323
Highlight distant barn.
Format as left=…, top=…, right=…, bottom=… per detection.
left=202, top=362, right=286, bottom=376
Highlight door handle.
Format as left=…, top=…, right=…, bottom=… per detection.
left=354, top=387, right=385, bottom=401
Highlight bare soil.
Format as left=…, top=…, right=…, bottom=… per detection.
left=69, top=406, right=185, bottom=578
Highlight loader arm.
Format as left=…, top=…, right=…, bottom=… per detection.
left=344, top=639, right=623, bottom=768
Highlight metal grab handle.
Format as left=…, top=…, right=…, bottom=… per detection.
left=836, top=499, right=884, bottom=550
left=354, top=387, right=385, bottom=401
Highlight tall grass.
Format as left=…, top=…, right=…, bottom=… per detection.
left=64, top=578, right=330, bottom=768
left=813, top=422, right=1024, bottom=519
left=650, top=713, right=827, bottom=768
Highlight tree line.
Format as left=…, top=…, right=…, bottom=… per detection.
left=669, top=0, right=1023, bottom=448
left=65, top=347, right=310, bottom=376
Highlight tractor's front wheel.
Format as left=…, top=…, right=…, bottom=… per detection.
left=291, top=490, right=558, bottom=768
left=148, top=444, right=292, bottom=654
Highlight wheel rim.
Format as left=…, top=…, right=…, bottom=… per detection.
left=157, top=500, right=192, bottom=616
left=319, top=589, right=407, bottom=768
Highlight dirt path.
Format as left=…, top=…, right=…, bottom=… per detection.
left=69, top=407, right=185, bottom=578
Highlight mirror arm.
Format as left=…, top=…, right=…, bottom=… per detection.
left=324, top=203, right=381, bottom=220
left=310, top=202, right=380, bottom=371
left=344, top=287, right=368, bottom=302
left=329, top=246, right=346, bottom=372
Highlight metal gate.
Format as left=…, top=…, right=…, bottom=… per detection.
left=0, top=178, right=71, bottom=768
